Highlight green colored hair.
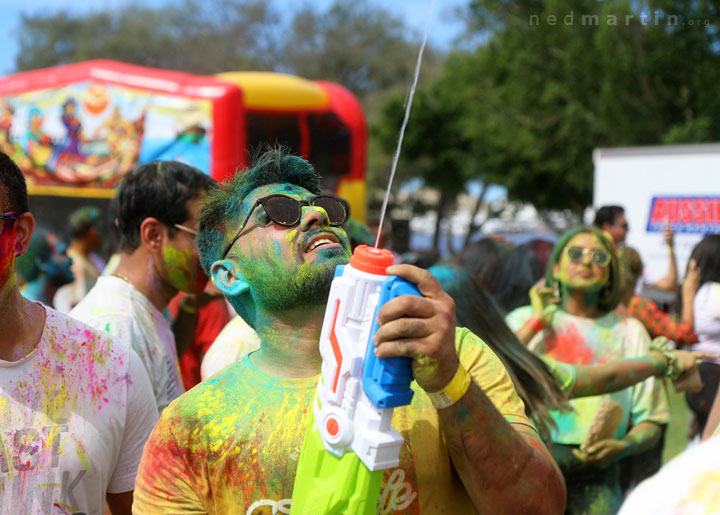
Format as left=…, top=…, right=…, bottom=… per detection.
left=545, top=227, right=622, bottom=313
left=197, top=148, right=322, bottom=275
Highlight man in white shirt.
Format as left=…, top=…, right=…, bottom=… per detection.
left=72, top=161, right=216, bottom=412
left=0, top=151, right=158, bottom=514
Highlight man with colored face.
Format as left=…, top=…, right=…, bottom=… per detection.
left=133, top=149, right=566, bottom=514
left=71, top=161, right=216, bottom=412
left=507, top=228, right=669, bottom=514
left=0, top=151, right=158, bottom=513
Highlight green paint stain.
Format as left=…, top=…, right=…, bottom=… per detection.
left=163, top=244, right=206, bottom=294
left=238, top=245, right=349, bottom=312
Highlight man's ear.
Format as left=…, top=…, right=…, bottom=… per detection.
left=210, top=259, right=249, bottom=296
left=139, top=217, right=164, bottom=252
left=14, top=212, right=35, bottom=257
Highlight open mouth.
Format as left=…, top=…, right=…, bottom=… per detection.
left=304, top=233, right=341, bottom=253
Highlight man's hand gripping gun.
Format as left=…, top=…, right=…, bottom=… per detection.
left=290, top=246, right=419, bottom=514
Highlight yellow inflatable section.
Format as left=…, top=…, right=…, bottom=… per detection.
left=216, top=72, right=329, bottom=110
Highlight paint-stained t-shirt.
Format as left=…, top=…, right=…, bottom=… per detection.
left=200, top=315, right=261, bottom=381
left=0, top=307, right=158, bottom=514
left=693, top=282, right=720, bottom=362
left=506, top=306, right=670, bottom=445
left=71, top=276, right=184, bottom=412
left=619, top=433, right=720, bottom=515
left=133, top=327, right=535, bottom=514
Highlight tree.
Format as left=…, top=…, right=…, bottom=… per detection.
left=282, top=0, right=441, bottom=101
left=375, top=78, right=476, bottom=253
left=455, top=0, right=720, bottom=217
left=15, top=0, right=282, bottom=74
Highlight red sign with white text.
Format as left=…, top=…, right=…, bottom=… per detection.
left=647, top=196, right=720, bottom=234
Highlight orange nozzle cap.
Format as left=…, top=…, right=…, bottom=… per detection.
left=349, top=245, right=394, bottom=275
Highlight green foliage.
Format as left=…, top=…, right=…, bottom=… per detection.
left=16, top=1, right=280, bottom=73
left=12, top=0, right=435, bottom=215
left=13, top=0, right=432, bottom=103
left=459, top=0, right=720, bottom=213
left=283, top=0, right=435, bottom=98
left=374, top=77, right=477, bottom=250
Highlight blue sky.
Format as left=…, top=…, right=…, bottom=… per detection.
left=0, top=0, right=467, bottom=76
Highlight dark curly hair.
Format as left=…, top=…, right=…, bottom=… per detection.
left=116, top=161, right=216, bottom=251
left=197, top=148, right=321, bottom=275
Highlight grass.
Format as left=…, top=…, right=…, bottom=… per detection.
left=662, top=385, right=692, bottom=463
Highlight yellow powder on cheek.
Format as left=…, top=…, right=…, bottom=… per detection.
left=163, top=245, right=196, bottom=291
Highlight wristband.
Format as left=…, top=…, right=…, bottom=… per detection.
left=180, top=302, right=198, bottom=315
left=525, top=316, right=545, bottom=333
left=426, top=364, right=472, bottom=409
left=649, top=336, right=682, bottom=380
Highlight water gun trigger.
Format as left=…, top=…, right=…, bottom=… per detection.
left=362, top=275, right=420, bottom=410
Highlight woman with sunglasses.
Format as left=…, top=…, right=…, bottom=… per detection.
left=506, top=227, right=670, bottom=515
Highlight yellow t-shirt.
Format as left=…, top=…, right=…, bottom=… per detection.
left=133, top=327, right=535, bottom=514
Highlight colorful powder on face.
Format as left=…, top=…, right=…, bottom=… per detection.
left=555, top=234, right=610, bottom=294
left=163, top=244, right=207, bottom=294
left=239, top=250, right=346, bottom=311
left=0, top=221, right=18, bottom=292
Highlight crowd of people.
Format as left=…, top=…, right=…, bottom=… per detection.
left=1, top=147, right=719, bottom=514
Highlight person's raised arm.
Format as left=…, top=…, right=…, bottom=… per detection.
left=682, top=259, right=701, bottom=327
left=515, top=280, right=559, bottom=346
left=374, top=265, right=566, bottom=514
left=652, top=226, right=678, bottom=291
left=570, top=349, right=713, bottom=398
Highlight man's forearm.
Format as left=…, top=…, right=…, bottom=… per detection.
left=437, top=382, right=565, bottom=514
left=572, top=355, right=667, bottom=398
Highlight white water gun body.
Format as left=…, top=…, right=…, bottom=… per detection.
left=314, top=245, right=416, bottom=471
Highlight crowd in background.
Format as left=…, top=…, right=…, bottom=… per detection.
left=2, top=148, right=719, bottom=514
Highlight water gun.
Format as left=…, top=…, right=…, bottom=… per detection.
left=290, top=245, right=419, bottom=514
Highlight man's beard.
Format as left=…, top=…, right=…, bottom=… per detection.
left=240, top=248, right=347, bottom=311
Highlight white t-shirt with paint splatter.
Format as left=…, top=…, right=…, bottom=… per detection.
left=71, top=276, right=184, bottom=412
left=693, top=282, right=720, bottom=361
left=200, top=315, right=261, bottom=381
left=0, top=307, right=158, bottom=514
left=619, top=433, right=720, bottom=514
left=506, top=307, right=670, bottom=445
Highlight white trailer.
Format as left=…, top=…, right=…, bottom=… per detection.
left=593, top=144, right=720, bottom=289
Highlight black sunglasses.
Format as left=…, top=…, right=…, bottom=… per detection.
left=222, top=194, right=349, bottom=258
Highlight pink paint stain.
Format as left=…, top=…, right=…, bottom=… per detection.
left=545, top=324, right=597, bottom=365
